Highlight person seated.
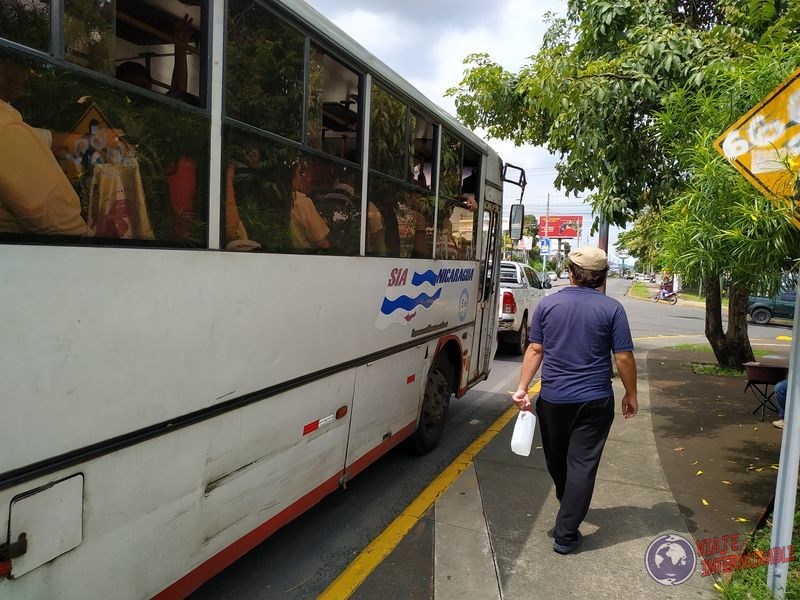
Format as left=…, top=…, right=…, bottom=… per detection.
left=367, top=200, right=386, bottom=255
left=772, top=377, right=788, bottom=429
left=0, top=61, right=92, bottom=236
left=290, top=160, right=330, bottom=251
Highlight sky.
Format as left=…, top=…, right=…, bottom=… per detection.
left=303, top=0, right=628, bottom=263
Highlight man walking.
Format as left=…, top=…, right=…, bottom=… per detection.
left=512, top=246, right=638, bottom=554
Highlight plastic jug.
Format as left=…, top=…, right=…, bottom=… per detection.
left=510, top=410, right=536, bottom=456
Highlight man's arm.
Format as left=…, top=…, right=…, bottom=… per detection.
left=170, top=14, right=193, bottom=95
left=512, top=342, right=543, bottom=411
left=614, top=350, right=638, bottom=418
left=1, top=114, right=92, bottom=235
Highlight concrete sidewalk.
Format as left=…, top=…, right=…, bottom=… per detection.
left=352, top=348, right=719, bottom=599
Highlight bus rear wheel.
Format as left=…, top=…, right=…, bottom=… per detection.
left=408, top=363, right=452, bottom=455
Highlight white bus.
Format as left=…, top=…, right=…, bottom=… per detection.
left=0, top=1, right=523, bottom=597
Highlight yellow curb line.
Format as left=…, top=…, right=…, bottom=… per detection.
left=319, top=380, right=541, bottom=599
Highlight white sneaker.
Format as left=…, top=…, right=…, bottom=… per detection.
left=773, top=419, right=784, bottom=429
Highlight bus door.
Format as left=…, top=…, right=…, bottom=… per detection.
left=470, top=196, right=501, bottom=380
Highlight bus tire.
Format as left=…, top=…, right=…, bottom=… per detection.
left=408, top=363, right=452, bottom=455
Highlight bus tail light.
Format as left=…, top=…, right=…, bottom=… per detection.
left=502, top=292, right=516, bottom=314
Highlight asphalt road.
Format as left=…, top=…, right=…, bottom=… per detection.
left=191, top=278, right=790, bottom=599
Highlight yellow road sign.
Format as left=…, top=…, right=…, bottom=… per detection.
left=714, top=69, right=800, bottom=228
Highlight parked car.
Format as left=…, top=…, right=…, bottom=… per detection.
left=546, top=271, right=558, bottom=283
left=498, top=262, right=550, bottom=355
left=560, top=271, right=569, bottom=279
left=747, top=290, right=796, bottom=325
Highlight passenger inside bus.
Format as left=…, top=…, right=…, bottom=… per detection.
left=406, top=190, right=433, bottom=258
left=290, top=160, right=330, bottom=251
left=366, top=200, right=387, bottom=255
left=0, top=60, right=93, bottom=236
left=224, top=161, right=261, bottom=252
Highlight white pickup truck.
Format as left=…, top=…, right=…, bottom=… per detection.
left=497, top=261, right=550, bottom=355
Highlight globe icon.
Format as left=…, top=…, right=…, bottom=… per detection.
left=645, top=534, right=696, bottom=585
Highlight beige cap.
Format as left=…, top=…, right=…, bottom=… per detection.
left=568, top=246, right=608, bottom=270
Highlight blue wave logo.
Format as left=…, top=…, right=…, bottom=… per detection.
left=380, top=289, right=442, bottom=315
left=412, top=270, right=439, bottom=287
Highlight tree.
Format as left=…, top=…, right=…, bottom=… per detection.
left=616, top=207, right=664, bottom=273
left=447, top=0, right=730, bottom=227
left=655, top=44, right=800, bottom=367
left=448, top=0, right=800, bottom=368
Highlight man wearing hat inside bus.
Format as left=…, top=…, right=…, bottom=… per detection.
left=512, top=246, right=638, bottom=555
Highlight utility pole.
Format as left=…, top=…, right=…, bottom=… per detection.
left=541, top=193, right=550, bottom=281
left=598, top=218, right=609, bottom=295
left=767, top=289, right=800, bottom=599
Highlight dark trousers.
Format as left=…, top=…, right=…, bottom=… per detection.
left=535, top=395, right=615, bottom=545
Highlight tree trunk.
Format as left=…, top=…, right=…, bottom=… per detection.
left=704, top=274, right=754, bottom=370
left=724, top=282, right=755, bottom=369
left=704, top=274, right=726, bottom=358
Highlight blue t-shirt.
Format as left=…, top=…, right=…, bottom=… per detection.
left=529, top=286, right=634, bottom=403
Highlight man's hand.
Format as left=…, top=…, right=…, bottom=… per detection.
left=621, top=393, right=638, bottom=419
left=512, top=388, right=532, bottom=412
left=175, top=14, right=194, bottom=46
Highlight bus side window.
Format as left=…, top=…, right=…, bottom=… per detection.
left=222, top=127, right=363, bottom=256
left=436, top=134, right=478, bottom=260
left=410, top=112, right=434, bottom=191
left=307, top=45, right=360, bottom=163
left=0, top=44, right=210, bottom=246
left=367, top=173, right=433, bottom=259
left=64, top=0, right=206, bottom=106
left=226, top=0, right=304, bottom=141
left=367, top=85, right=435, bottom=259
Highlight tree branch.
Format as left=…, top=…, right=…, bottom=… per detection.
left=573, top=73, right=636, bottom=81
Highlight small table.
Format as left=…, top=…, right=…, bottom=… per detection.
left=743, top=362, right=789, bottom=422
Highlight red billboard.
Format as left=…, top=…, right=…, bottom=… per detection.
left=538, top=215, right=583, bottom=238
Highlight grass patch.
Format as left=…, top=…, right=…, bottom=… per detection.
left=674, top=343, right=772, bottom=358
left=626, top=281, right=729, bottom=308
left=717, top=511, right=800, bottom=599
left=692, top=362, right=745, bottom=377
left=673, top=343, right=715, bottom=352
left=629, top=282, right=652, bottom=300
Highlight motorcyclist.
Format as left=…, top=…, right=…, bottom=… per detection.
left=659, top=276, right=674, bottom=299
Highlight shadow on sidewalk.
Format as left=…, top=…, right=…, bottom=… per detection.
left=582, top=502, right=701, bottom=551
left=647, top=348, right=783, bottom=560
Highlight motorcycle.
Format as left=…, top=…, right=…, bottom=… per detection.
left=651, top=287, right=680, bottom=305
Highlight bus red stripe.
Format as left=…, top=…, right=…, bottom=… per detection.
left=154, top=419, right=418, bottom=599
left=344, top=420, right=416, bottom=480
left=153, top=471, right=343, bottom=599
